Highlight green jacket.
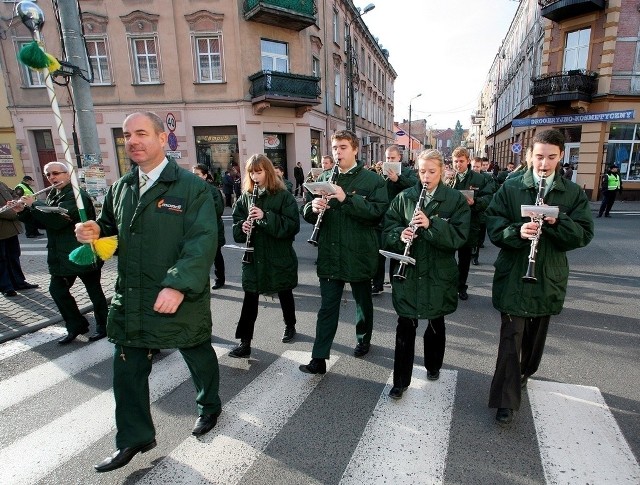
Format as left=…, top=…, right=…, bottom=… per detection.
left=207, top=182, right=226, bottom=247
left=383, top=182, right=470, bottom=319
left=386, top=165, right=418, bottom=201
left=302, top=161, right=388, bottom=282
left=451, top=168, right=496, bottom=247
left=233, top=187, right=299, bottom=293
left=96, top=160, right=217, bottom=348
left=486, top=169, right=594, bottom=317
left=18, top=184, right=99, bottom=276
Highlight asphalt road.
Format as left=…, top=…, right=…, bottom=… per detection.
left=0, top=206, right=638, bottom=484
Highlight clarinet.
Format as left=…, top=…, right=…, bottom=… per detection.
left=242, top=183, right=259, bottom=264
left=522, top=174, right=546, bottom=282
left=394, top=183, right=429, bottom=280
left=307, top=163, right=340, bottom=246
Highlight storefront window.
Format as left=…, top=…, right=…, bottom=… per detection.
left=605, top=123, right=640, bottom=180
left=195, top=127, right=239, bottom=184
left=113, top=128, right=130, bottom=176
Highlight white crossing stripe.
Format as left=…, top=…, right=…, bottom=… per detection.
left=137, top=351, right=337, bottom=485
left=0, top=326, right=67, bottom=362
left=340, top=367, right=457, bottom=485
left=528, top=379, right=640, bottom=484
left=20, top=251, right=48, bottom=255
left=0, top=345, right=230, bottom=485
left=0, top=338, right=113, bottom=412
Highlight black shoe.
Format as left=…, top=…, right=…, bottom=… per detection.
left=427, top=370, right=440, bottom=381
left=94, top=440, right=157, bottom=472
left=596, top=214, right=602, bottom=218
left=192, top=411, right=221, bottom=436
left=211, top=280, right=225, bottom=290
left=3, top=290, right=18, bottom=297
left=458, top=290, right=469, bottom=300
left=353, top=342, right=370, bottom=358
left=299, top=358, right=326, bottom=374
left=495, top=408, right=513, bottom=426
left=89, top=330, right=107, bottom=342
left=371, top=286, right=383, bottom=295
left=58, top=332, right=81, bottom=345
left=605, top=214, right=611, bottom=218
left=389, top=386, right=407, bottom=400
left=281, top=326, right=296, bottom=343
left=472, top=258, right=479, bottom=266
left=15, top=282, right=39, bottom=290
left=229, top=340, right=251, bottom=358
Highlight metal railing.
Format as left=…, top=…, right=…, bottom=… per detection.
left=243, top=0, right=317, bottom=17
left=249, top=71, right=321, bottom=99
left=531, top=70, right=598, bottom=102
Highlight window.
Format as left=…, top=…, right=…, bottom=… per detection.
left=373, top=63, right=377, bottom=86
left=312, top=56, right=320, bottom=78
left=18, top=41, right=45, bottom=87
left=368, top=97, right=373, bottom=122
left=261, top=39, right=288, bottom=73
left=367, top=55, right=372, bottom=79
left=86, top=38, right=111, bottom=85
left=361, top=90, right=366, bottom=118
left=196, top=36, right=224, bottom=82
left=563, top=28, right=591, bottom=71
left=132, top=37, right=160, bottom=84
left=606, top=123, right=640, bottom=181
left=333, top=10, right=339, bottom=44
left=334, top=69, right=341, bottom=105
left=354, top=89, right=359, bottom=116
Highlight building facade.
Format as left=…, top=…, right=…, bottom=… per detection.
left=0, top=0, right=395, bottom=189
left=476, top=0, right=639, bottom=200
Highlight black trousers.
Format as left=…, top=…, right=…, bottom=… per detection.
left=213, top=246, right=225, bottom=283
left=0, top=235, right=27, bottom=292
left=49, top=270, right=109, bottom=334
left=235, top=289, right=296, bottom=341
left=488, top=313, right=550, bottom=410
left=393, top=316, right=446, bottom=388
left=598, top=190, right=617, bottom=216
left=373, top=253, right=398, bottom=289
left=457, top=246, right=473, bottom=291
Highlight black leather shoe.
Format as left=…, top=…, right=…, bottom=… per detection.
left=89, top=331, right=107, bottom=342
left=495, top=408, right=513, bottom=426
left=299, top=358, right=326, bottom=374
left=353, top=342, right=370, bottom=358
left=427, top=370, right=440, bottom=381
left=229, top=341, right=251, bottom=358
left=281, top=326, right=296, bottom=343
left=94, top=440, right=157, bottom=472
left=16, top=282, right=39, bottom=290
left=472, top=257, right=479, bottom=266
left=458, top=290, right=469, bottom=300
left=211, top=280, right=225, bottom=290
left=192, top=412, right=221, bottom=436
left=3, top=290, right=18, bottom=297
left=58, top=332, right=80, bottom=345
left=371, top=286, right=383, bottom=295
left=389, top=386, right=407, bottom=400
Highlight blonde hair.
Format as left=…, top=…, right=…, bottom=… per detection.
left=243, top=154, right=285, bottom=193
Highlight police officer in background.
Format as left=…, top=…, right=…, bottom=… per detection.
left=14, top=175, right=43, bottom=238
left=597, top=164, right=623, bottom=218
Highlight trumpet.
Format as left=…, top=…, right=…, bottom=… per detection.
left=307, top=163, right=339, bottom=246
left=305, top=170, right=317, bottom=183
left=242, top=183, right=259, bottom=264
left=444, top=166, right=458, bottom=188
left=522, top=173, right=546, bottom=282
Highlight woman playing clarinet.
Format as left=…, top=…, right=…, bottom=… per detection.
left=382, top=149, right=470, bottom=400
left=229, top=154, right=300, bottom=358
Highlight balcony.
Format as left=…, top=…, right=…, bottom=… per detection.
left=243, top=0, right=316, bottom=31
left=538, top=0, right=605, bottom=23
left=249, top=71, right=321, bottom=116
left=531, top=70, right=598, bottom=105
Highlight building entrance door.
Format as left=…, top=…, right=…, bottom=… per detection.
left=33, top=130, right=57, bottom=187
left=564, top=143, right=580, bottom=183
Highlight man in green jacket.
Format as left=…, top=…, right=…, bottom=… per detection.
left=486, top=129, right=594, bottom=426
left=76, top=112, right=221, bottom=472
left=15, top=162, right=108, bottom=343
left=300, top=130, right=388, bottom=374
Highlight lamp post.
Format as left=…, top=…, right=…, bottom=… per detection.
left=347, top=3, right=375, bottom=133
left=407, top=93, right=422, bottom=162
left=491, top=51, right=505, bottom=165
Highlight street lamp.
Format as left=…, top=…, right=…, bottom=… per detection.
left=407, top=93, right=422, bottom=162
left=346, top=3, right=375, bottom=133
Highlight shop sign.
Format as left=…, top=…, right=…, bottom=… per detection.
left=512, top=110, right=635, bottom=127
left=166, top=150, right=182, bottom=159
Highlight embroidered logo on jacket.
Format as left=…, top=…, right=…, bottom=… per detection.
left=156, top=196, right=185, bottom=214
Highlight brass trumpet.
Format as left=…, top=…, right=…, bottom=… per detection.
left=444, top=166, right=458, bottom=188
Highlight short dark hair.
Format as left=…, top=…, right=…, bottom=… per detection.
left=331, top=130, right=359, bottom=150
left=532, top=129, right=565, bottom=153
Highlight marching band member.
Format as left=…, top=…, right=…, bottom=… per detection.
left=229, top=154, right=300, bottom=358
left=383, top=149, right=470, bottom=399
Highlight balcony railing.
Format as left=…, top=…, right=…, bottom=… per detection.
left=538, top=0, right=605, bottom=23
left=249, top=71, right=321, bottom=109
left=244, top=0, right=317, bottom=31
left=531, top=70, right=598, bottom=105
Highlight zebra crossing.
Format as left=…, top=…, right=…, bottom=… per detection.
left=0, top=326, right=638, bottom=485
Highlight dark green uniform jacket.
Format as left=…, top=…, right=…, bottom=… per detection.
left=19, top=184, right=99, bottom=276
left=302, top=161, right=388, bottom=282
left=383, top=182, right=470, bottom=319
left=232, top=187, right=299, bottom=293
left=96, top=160, right=217, bottom=349
left=451, top=168, right=496, bottom=247
left=386, top=165, right=418, bottom=201
left=486, top=169, right=594, bottom=317
left=208, top=182, right=226, bottom=248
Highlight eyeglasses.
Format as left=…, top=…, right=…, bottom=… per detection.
left=44, top=171, right=67, bottom=177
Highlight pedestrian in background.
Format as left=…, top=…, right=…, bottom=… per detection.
left=228, top=154, right=300, bottom=358
left=14, top=175, right=43, bottom=238
left=598, top=164, right=623, bottom=218
left=293, top=161, right=304, bottom=197
left=14, top=162, right=108, bottom=344
left=222, top=170, right=234, bottom=208
left=76, top=111, right=222, bottom=472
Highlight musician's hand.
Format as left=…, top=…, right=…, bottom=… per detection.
left=327, top=184, right=346, bottom=203
left=249, top=205, right=264, bottom=221
left=311, top=196, right=328, bottom=213
left=21, top=195, right=35, bottom=207
left=401, top=227, right=415, bottom=243
left=7, top=199, right=25, bottom=212
left=386, top=168, right=399, bottom=182
left=75, top=221, right=101, bottom=243
left=153, top=288, right=184, bottom=314
left=465, top=195, right=474, bottom=205
left=242, top=220, right=253, bottom=234
left=520, top=221, right=539, bottom=239
left=411, top=211, right=430, bottom=229
left=544, top=215, right=557, bottom=225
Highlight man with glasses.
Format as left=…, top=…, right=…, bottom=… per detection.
left=13, top=162, right=108, bottom=344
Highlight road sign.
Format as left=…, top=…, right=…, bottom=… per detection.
left=395, top=130, right=406, bottom=136
left=168, top=132, right=178, bottom=151
left=511, top=142, right=522, bottom=154
left=166, top=112, right=177, bottom=132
